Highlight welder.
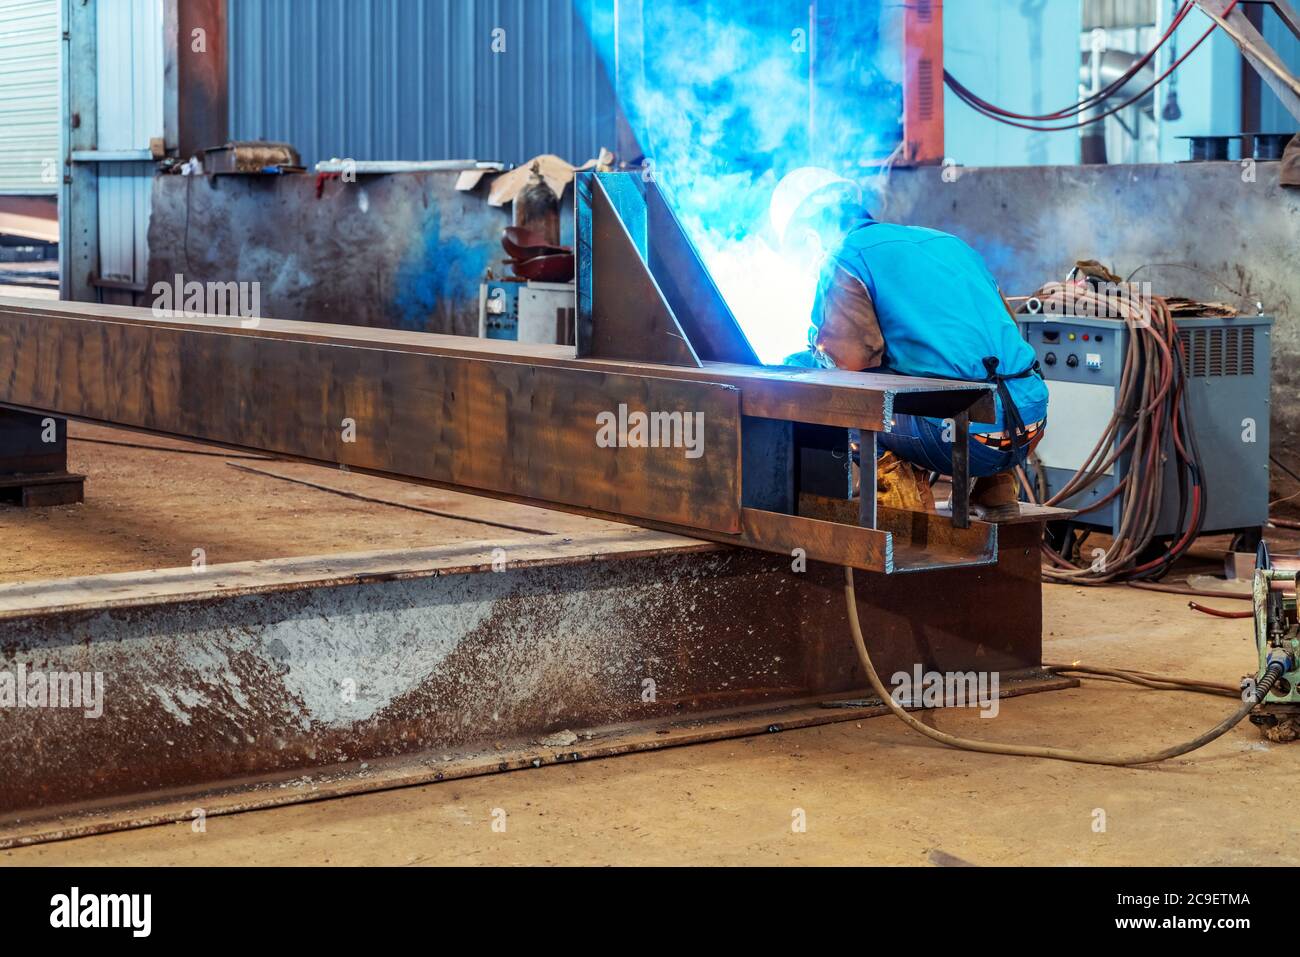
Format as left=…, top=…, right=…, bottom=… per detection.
left=773, top=167, right=1048, bottom=521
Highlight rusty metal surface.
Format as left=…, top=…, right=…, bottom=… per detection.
left=0, top=408, right=65, bottom=475
left=0, top=529, right=1054, bottom=847
left=0, top=298, right=995, bottom=432
left=1, top=673, right=1075, bottom=849
left=147, top=171, right=508, bottom=331
left=0, top=298, right=999, bottom=573
left=171, top=0, right=229, bottom=157
left=575, top=172, right=758, bottom=367
left=801, top=495, right=1000, bottom=573
left=800, top=522, right=1047, bottom=686
left=0, top=549, right=808, bottom=820
left=0, top=303, right=743, bottom=534
left=579, top=174, right=702, bottom=367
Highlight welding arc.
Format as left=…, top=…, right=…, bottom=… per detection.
left=845, top=567, right=1278, bottom=766
left=1021, top=284, right=1206, bottom=584
left=945, top=1, right=1238, bottom=133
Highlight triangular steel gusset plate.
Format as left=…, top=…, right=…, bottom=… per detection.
left=576, top=171, right=759, bottom=368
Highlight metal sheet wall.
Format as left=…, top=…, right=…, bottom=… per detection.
left=95, top=0, right=164, bottom=152
left=1260, top=11, right=1300, bottom=136
left=227, top=0, right=620, bottom=168
left=91, top=0, right=163, bottom=295
left=0, top=0, right=59, bottom=194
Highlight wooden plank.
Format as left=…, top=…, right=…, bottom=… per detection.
left=0, top=307, right=744, bottom=534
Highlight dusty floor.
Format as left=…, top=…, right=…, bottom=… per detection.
left=1, top=422, right=619, bottom=583
left=1, top=425, right=1296, bottom=866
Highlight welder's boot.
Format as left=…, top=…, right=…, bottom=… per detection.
left=876, top=452, right=935, bottom=512
left=971, top=471, right=1021, bottom=522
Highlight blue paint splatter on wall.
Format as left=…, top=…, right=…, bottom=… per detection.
left=393, top=211, right=494, bottom=333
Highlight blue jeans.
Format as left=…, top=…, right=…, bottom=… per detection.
left=877, top=414, right=1019, bottom=479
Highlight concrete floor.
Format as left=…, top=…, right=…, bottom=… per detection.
left=1, top=425, right=1296, bottom=866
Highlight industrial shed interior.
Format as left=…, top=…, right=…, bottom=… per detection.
left=0, top=0, right=1299, bottom=877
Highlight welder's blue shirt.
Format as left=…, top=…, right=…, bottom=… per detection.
left=813, top=221, right=1048, bottom=434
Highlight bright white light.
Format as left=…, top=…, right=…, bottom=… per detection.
left=696, top=233, right=821, bottom=365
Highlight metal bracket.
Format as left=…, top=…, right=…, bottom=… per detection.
left=575, top=171, right=759, bottom=368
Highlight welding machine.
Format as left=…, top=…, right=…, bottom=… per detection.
left=1248, top=545, right=1300, bottom=740
left=1018, top=313, right=1273, bottom=548
left=478, top=280, right=575, bottom=344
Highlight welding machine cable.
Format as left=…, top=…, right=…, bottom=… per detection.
left=1030, top=284, right=1206, bottom=583
left=943, top=2, right=1194, bottom=122
left=845, top=567, right=1280, bottom=767
left=946, top=1, right=1239, bottom=133
left=1044, top=662, right=1239, bottom=696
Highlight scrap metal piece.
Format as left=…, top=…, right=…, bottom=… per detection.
left=204, top=141, right=303, bottom=175
left=0, top=408, right=84, bottom=507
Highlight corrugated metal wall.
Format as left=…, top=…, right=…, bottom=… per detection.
left=83, top=0, right=164, bottom=295
left=228, top=0, right=620, bottom=168
left=0, top=0, right=59, bottom=194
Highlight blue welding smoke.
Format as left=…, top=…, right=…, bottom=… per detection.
left=578, top=0, right=903, bottom=363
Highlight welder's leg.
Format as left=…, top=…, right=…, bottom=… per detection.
left=878, top=414, right=1029, bottom=521
left=877, top=414, right=1010, bottom=478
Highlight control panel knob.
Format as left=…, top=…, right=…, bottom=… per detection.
left=1066, top=354, right=1079, bottom=368
left=1044, top=352, right=1057, bottom=366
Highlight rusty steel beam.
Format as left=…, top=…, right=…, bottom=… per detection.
left=0, top=298, right=996, bottom=428
left=0, top=523, right=1064, bottom=847
left=0, top=298, right=997, bottom=574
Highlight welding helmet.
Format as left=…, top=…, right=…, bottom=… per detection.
left=769, top=167, right=861, bottom=250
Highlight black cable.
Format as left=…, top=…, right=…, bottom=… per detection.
left=1271, top=454, right=1300, bottom=487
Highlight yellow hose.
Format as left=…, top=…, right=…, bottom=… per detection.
left=845, top=566, right=1264, bottom=767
